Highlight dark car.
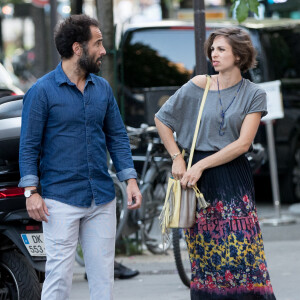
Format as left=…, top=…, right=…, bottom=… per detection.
left=117, top=18, right=300, bottom=203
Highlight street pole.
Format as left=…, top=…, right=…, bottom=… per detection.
left=260, top=120, right=296, bottom=226
left=193, top=0, right=207, bottom=75
left=50, top=0, right=60, bottom=69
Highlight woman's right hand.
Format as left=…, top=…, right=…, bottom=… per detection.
left=172, top=156, right=186, bottom=180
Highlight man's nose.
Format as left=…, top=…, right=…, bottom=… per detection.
left=101, top=46, right=106, bottom=56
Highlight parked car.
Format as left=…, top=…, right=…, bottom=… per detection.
left=116, top=18, right=300, bottom=203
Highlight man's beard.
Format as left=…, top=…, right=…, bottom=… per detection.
left=78, top=45, right=101, bottom=74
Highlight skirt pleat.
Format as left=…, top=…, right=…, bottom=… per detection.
left=185, top=151, right=276, bottom=300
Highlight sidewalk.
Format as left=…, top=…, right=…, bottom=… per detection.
left=70, top=204, right=300, bottom=300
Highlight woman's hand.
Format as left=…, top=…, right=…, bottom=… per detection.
left=180, top=162, right=204, bottom=189
left=172, top=156, right=186, bottom=180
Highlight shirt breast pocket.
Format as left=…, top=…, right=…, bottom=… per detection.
left=89, top=101, right=107, bottom=125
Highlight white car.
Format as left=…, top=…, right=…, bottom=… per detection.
left=0, top=63, right=24, bottom=97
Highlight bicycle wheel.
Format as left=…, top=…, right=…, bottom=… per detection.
left=172, top=228, right=191, bottom=288
left=140, top=162, right=172, bottom=254
left=110, top=173, right=129, bottom=241
left=75, top=174, right=128, bottom=267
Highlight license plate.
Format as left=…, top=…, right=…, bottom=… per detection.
left=21, top=233, right=46, bottom=257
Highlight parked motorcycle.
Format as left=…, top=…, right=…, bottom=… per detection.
left=0, top=95, right=45, bottom=299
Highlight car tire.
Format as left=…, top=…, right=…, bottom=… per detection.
left=0, top=250, right=41, bottom=300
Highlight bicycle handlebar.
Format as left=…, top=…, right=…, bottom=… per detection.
left=126, top=124, right=157, bottom=136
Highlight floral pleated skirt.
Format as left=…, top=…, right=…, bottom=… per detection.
left=184, top=151, right=276, bottom=300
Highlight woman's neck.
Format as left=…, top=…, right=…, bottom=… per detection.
left=217, top=69, right=243, bottom=89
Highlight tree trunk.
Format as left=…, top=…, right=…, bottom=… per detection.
left=71, top=0, right=83, bottom=14
left=160, top=0, right=170, bottom=19
left=0, top=16, right=3, bottom=63
left=31, top=5, right=49, bottom=77
left=50, top=0, right=60, bottom=69
left=180, top=0, right=193, bottom=8
left=96, top=0, right=115, bottom=90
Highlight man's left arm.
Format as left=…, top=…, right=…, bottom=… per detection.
left=103, top=86, right=142, bottom=209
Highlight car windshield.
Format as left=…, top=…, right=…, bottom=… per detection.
left=260, top=27, right=300, bottom=81
left=122, top=28, right=196, bottom=88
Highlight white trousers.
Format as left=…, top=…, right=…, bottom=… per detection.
left=41, top=198, right=116, bottom=300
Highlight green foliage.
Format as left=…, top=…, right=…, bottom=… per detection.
left=231, top=0, right=260, bottom=23
left=116, top=237, right=143, bottom=256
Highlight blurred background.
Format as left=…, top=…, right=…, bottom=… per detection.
left=0, top=0, right=299, bottom=92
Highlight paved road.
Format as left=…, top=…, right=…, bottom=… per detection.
left=70, top=204, right=300, bottom=300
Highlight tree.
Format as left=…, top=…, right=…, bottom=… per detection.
left=232, top=0, right=260, bottom=23
left=71, top=0, right=83, bottom=14
left=96, top=0, right=115, bottom=90
left=160, top=0, right=260, bottom=23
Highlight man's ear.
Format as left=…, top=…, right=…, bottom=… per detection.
left=72, top=42, right=82, bottom=56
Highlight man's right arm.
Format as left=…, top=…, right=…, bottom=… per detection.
left=18, top=85, right=49, bottom=222
left=18, top=85, right=47, bottom=185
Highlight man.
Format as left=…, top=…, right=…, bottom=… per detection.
left=18, top=14, right=142, bottom=300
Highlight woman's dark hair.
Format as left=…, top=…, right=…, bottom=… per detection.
left=204, top=27, right=257, bottom=72
left=54, top=14, right=100, bottom=59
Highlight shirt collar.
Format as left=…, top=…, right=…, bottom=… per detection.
left=55, top=62, right=95, bottom=86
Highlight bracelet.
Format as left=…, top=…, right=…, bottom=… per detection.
left=171, top=152, right=181, bottom=161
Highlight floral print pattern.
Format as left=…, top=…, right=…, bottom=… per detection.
left=186, top=152, right=276, bottom=300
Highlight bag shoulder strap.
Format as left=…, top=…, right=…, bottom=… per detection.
left=187, top=75, right=211, bottom=170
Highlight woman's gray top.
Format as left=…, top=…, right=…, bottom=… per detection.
left=155, top=78, right=267, bottom=152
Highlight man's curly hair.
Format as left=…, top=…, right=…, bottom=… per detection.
left=54, top=14, right=100, bottom=59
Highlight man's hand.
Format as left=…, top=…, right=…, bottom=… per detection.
left=26, top=193, right=50, bottom=222
left=126, top=179, right=142, bottom=210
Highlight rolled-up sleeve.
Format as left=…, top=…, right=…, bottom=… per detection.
left=18, top=84, right=48, bottom=187
left=18, top=175, right=39, bottom=188
left=103, top=84, right=137, bottom=182
left=116, top=168, right=137, bottom=182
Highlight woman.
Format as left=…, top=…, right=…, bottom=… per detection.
left=155, top=28, right=276, bottom=300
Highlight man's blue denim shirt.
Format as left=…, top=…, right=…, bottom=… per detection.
left=19, top=63, right=137, bottom=207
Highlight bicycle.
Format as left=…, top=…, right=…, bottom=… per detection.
left=75, top=124, right=172, bottom=266
left=117, top=124, right=172, bottom=254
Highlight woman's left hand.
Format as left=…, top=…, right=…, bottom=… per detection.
left=180, top=163, right=204, bottom=189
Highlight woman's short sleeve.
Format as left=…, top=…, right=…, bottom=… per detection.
left=155, top=83, right=188, bottom=132
left=247, top=88, right=268, bottom=118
